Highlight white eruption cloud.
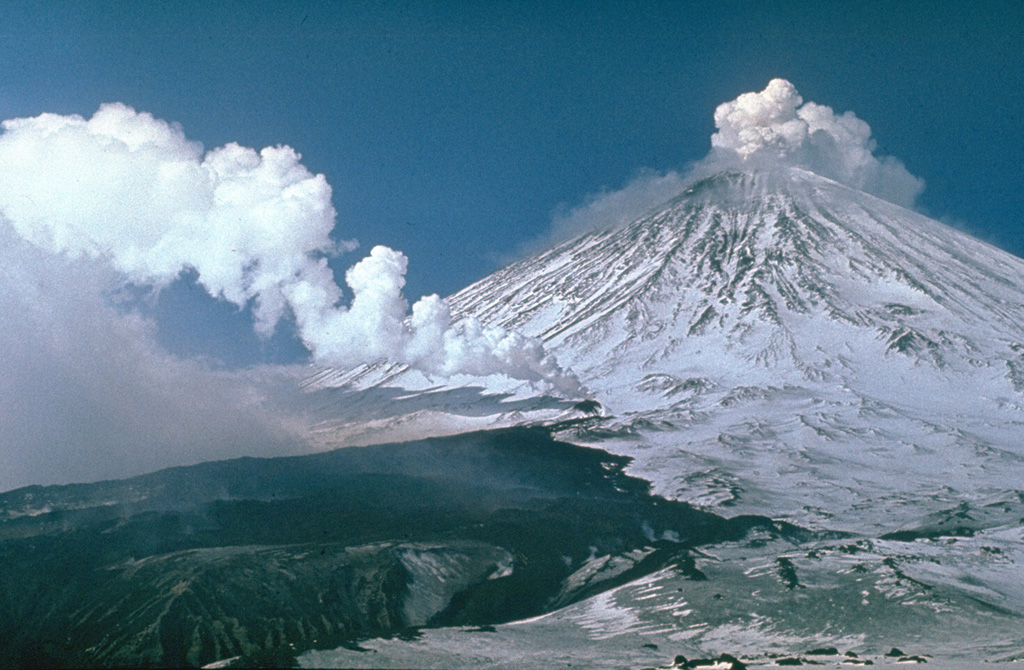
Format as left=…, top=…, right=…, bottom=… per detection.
left=0, top=104, right=580, bottom=395
left=534, top=78, right=926, bottom=248
left=0, top=224, right=310, bottom=491
left=705, top=78, right=924, bottom=207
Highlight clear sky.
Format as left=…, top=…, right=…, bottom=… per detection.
left=2, top=0, right=1021, bottom=365
left=0, top=1, right=1022, bottom=490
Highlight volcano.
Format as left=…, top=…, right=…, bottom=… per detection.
left=454, top=168, right=1024, bottom=395
left=442, top=167, right=1024, bottom=524
left=301, top=166, right=1024, bottom=666
left=3, top=166, right=1023, bottom=668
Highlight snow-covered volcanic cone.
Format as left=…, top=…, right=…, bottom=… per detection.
left=303, top=165, right=1024, bottom=669
left=302, top=80, right=1024, bottom=666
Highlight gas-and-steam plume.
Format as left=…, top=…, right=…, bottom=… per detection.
left=539, top=78, right=925, bottom=246
left=0, top=103, right=581, bottom=396
left=702, top=78, right=924, bottom=208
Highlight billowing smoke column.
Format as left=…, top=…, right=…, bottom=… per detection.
left=706, top=78, right=924, bottom=208
left=0, top=104, right=580, bottom=395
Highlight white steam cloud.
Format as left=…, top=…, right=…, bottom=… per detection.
left=0, top=223, right=310, bottom=491
left=0, top=104, right=580, bottom=395
left=530, top=79, right=926, bottom=249
left=706, top=78, right=924, bottom=207
left=544, top=169, right=690, bottom=245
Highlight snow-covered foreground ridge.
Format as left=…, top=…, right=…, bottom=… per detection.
left=299, top=167, right=1024, bottom=665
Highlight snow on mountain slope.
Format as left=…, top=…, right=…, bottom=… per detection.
left=452, top=168, right=1024, bottom=405
left=305, top=168, right=1024, bottom=526
left=300, top=168, right=1024, bottom=664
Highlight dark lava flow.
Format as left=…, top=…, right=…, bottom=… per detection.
left=0, top=425, right=808, bottom=668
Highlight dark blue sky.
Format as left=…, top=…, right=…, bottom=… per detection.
left=2, top=0, right=1022, bottom=365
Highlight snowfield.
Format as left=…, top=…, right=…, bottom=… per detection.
left=300, top=168, right=1024, bottom=667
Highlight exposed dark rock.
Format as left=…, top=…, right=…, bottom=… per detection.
left=806, top=647, right=839, bottom=655
left=676, top=552, right=709, bottom=581
left=716, top=653, right=748, bottom=669
left=573, top=399, right=603, bottom=414
left=661, top=653, right=747, bottom=669
left=0, top=426, right=805, bottom=668
left=775, top=556, right=804, bottom=589
left=881, top=526, right=975, bottom=542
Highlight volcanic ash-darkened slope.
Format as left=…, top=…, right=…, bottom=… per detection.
left=0, top=427, right=802, bottom=668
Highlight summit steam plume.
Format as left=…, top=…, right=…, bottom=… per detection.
left=705, top=78, right=924, bottom=207
left=0, top=104, right=580, bottom=394
left=535, top=78, right=925, bottom=249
